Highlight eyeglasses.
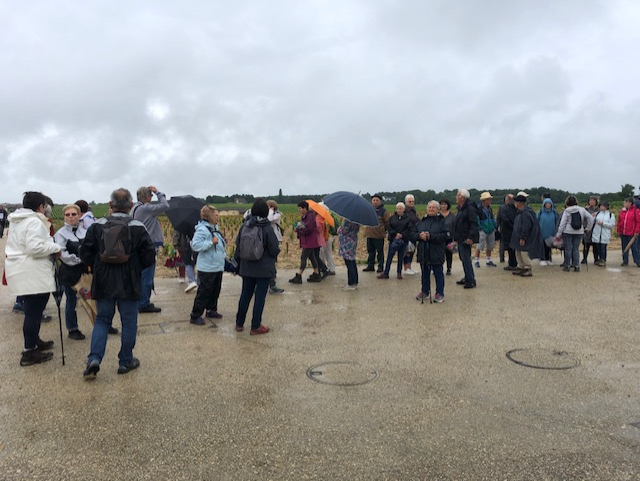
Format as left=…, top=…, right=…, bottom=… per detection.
left=64, top=213, right=78, bottom=217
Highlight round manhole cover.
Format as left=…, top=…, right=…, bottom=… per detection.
left=506, top=349, right=580, bottom=370
left=307, top=362, right=379, bottom=386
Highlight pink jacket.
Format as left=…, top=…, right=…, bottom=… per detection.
left=315, top=215, right=326, bottom=248
left=617, top=205, right=640, bottom=236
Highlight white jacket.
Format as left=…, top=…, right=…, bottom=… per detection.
left=592, top=210, right=615, bottom=244
left=5, top=209, right=61, bottom=296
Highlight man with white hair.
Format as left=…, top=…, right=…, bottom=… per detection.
left=402, top=194, right=420, bottom=275
left=453, top=189, right=479, bottom=288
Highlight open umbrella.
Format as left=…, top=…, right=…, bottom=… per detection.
left=306, top=200, right=335, bottom=227
left=166, top=195, right=206, bottom=238
left=322, top=191, right=379, bottom=227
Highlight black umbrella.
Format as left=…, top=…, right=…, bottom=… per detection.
left=322, top=191, right=379, bottom=227
left=166, top=195, right=207, bottom=238
left=53, top=259, right=66, bottom=366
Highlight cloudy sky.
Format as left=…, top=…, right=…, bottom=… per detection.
left=2, top=0, right=639, bottom=204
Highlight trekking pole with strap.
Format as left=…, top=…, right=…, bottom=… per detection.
left=53, top=260, right=66, bottom=366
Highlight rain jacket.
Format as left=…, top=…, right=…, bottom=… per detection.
left=338, top=220, right=359, bottom=260
left=617, top=205, right=640, bottom=236
left=497, top=202, right=517, bottom=245
left=268, top=208, right=283, bottom=242
left=410, top=213, right=449, bottom=265
left=54, top=222, right=87, bottom=287
left=592, top=210, right=615, bottom=244
left=453, top=199, right=479, bottom=244
left=4, top=208, right=61, bottom=295
left=234, top=216, right=280, bottom=278
left=387, top=212, right=414, bottom=241
left=583, top=204, right=599, bottom=243
left=555, top=206, right=595, bottom=237
left=536, top=198, right=559, bottom=240
left=510, top=205, right=544, bottom=258
left=191, top=221, right=226, bottom=273
left=296, top=210, right=319, bottom=249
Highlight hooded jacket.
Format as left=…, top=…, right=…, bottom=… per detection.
left=555, top=206, right=595, bottom=237
left=617, top=205, right=640, bottom=236
left=234, top=216, right=280, bottom=278
left=5, top=208, right=61, bottom=296
left=592, top=210, right=615, bottom=244
left=510, top=205, right=544, bottom=258
left=191, top=220, right=226, bottom=273
left=497, top=202, right=517, bottom=244
left=54, top=222, right=87, bottom=287
left=536, top=198, right=559, bottom=240
left=296, top=210, right=319, bottom=249
left=410, top=213, right=449, bottom=265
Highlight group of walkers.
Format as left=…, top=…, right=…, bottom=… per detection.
left=3, top=186, right=640, bottom=379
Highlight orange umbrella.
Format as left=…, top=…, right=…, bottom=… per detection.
left=306, top=200, right=335, bottom=227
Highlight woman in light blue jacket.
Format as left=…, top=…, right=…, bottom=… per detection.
left=591, top=201, right=615, bottom=267
left=189, top=206, right=226, bottom=325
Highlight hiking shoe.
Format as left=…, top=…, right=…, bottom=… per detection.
left=117, top=358, right=140, bottom=374
left=580, top=258, right=587, bottom=264
left=486, top=261, right=497, bottom=267
left=190, top=317, right=206, bottom=325
left=563, top=266, right=570, bottom=271
left=20, top=349, right=53, bottom=367
left=139, top=304, right=161, bottom=313
left=12, top=302, right=24, bottom=312
left=83, top=360, right=100, bottom=380
left=327, top=271, right=336, bottom=276
left=474, top=261, right=480, bottom=268
left=108, top=326, right=119, bottom=335
left=321, top=270, right=331, bottom=279
left=456, top=278, right=466, bottom=285
left=446, top=269, right=451, bottom=276
left=397, top=273, right=403, bottom=279
left=463, top=282, right=476, bottom=289
left=377, top=273, right=389, bottom=279
left=512, top=269, right=525, bottom=275
left=250, top=325, right=270, bottom=335
left=503, top=265, right=518, bottom=271
left=41, top=314, right=52, bottom=322
left=235, top=325, right=244, bottom=332
left=185, top=281, right=197, bottom=293
left=269, top=286, right=284, bottom=294
left=573, top=267, right=580, bottom=272
left=289, top=274, right=302, bottom=284
left=416, top=291, right=429, bottom=301
left=307, top=273, right=321, bottom=283
left=520, top=269, right=533, bottom=277
left=68, top=329, right=86, bottom=340
left=376, top=267, right=384, bottom=273
left=362, top=266, right=375, bottom=272
left=621, top=262, right=628, bottom=266
left=434, top=294, right=445, bottom=303
left=36, top=338, right=54, bottom=351
left=206, top=310, right=223, bottom=319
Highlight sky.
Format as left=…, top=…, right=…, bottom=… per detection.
left=2, top=0, right=640, bottom=204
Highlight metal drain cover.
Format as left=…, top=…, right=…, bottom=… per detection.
left=506, top=349, right=580, bottom=370
left=307, top=361, right=379, bottom=386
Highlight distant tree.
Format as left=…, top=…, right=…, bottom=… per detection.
left=620, top=183, right=635, bottom=199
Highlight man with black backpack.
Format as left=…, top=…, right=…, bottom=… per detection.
left=80, top=188, right=155, bottom=379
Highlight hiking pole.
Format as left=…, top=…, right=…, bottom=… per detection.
left=53, top=261, right=66, bottom=366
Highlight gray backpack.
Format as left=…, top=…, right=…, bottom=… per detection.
left=237, top=224, right=264, bottom=261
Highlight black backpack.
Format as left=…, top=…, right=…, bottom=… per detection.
left=99, top=216, right=132, bottom=264
left=570, top=211, right=582, bottom=230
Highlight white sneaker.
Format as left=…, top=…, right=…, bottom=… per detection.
left=178, top=277, right=185, bottom=284
left=343, top=285, right=357, bottom=291
left=547, top=260, right=554, bottom=265
left=185, top=281, right=197, bottom=293
left=403, top=269, right=416, bottom=275
left=540, top=261, right=548, bottom=266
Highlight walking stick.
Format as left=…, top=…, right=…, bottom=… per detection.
left=623, top=233, right=639, bottom=255
left=53, top=262, right=66, bottom=366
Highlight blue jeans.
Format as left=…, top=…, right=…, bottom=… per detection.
left=139, top=247, right=159, bottom=308
left=458, top=243, right=475, bottom=284
left=344, top=259, right=358, bottom=286
left=421, top=263, right=445, bottom=296
left=88, top=298, right=138, bottom=366
left=23, top=293, right=50, bottom=350
left=64, top=285, right=79, bottom=331
left=598, top=243, right=608, bottom=262
left=621, top=235, right=640, bottom=265
left=563, top=233, right=583, bottom=268
left=235, top=277, right=270, bottom=330
left=384, top=240, right=406, bottom=275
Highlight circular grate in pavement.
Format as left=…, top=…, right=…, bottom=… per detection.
left=307, top=361, right=379, bottom=386
left=506, top=348, right=580, bottom=370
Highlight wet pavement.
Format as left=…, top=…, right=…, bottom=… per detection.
left=1, top=251, right=640, bottom=480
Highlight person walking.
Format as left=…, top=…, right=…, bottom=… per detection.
left=289, top=201, right=321, bottom=284
left=412, top=201, right=449, bottom=302
left=555, top=195, right=594, bottom=272
left=234, top=198, right=280, bottom=335
left=131, top=185, right=169, bottom=313
left=378, top=202, right=413, bottom=280
left=439, top=199, right=456, bottom=276
left=510, top=192, right=544, bottom=277
left=80, top=188, right=156, bottom=379
left=592, top=201, right=615, bottom=267
left=5, top=192, right=61, bottom=366
left=363, top=194, right=390, bottom=273
left=617, top=197, right=640, bottom=267
left=338, top=219, right=360, bottom=290
left=537, top=197, right=559, bottom=266
left=453, top=189, right=479, bottom=288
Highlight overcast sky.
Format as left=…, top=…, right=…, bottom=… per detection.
left=2, top=0, right=639, bottom=204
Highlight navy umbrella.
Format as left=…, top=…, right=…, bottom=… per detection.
left=322, top=191, right=379, bottom=227
left=166, top=195, right=206, bottom=238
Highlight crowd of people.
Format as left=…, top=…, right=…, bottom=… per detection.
left=2, top=187, right=639, bottom=379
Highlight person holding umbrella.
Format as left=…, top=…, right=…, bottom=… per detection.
left=4, top=191, right=61, bottom=366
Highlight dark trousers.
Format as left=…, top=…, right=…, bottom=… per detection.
left=23, top=293, right=50, bottom=350
left=542, top=244, right=552, bottom=262
left=384, top=240, right=406, bottom=275
left=314, top=247, right=328, bottom=273
left=458, top=243, right=475, bottom=284
left=583, top=241, right=599, bottom=262
left=236, top=277, right=270, bottom=330
left=421, top=263, right=445, bottom=296
left=597, top=243, right=608, bottom=261
left=445, top=250, right=453, bottom=271
left=300, top=248, right=319, bottom=271
left=344, top=259, right=358, bottom=286
left=366, top=238, right=384, bottom=270
left=507, top=247, right=517, bottom=267
left=191, top=271, right=223, bottom=318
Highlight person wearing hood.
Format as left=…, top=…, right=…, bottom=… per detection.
left=363, top=194, right=390, bottom=273
left=378, top=202, right=414, bottom=279
left=592, top=201, right=615, bottom=267
left=617, top=197, right=640, bottom=267
left=189, top=206, right=227, bottom=326
left=411, top=201, right=449, bottom=302
left=555, top=195, right=595, bottom=272
left=234, top=198, right=280, bottom=335
left=54, top=204, right=88, bottom=340
left=5, top=191, right=61, bottom=366
left=536, top=198, right=559, bottom=266
left=510, top=192, right=544, bottom=277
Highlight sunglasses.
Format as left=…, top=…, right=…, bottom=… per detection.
left=64, top=213, right=78, bottom=217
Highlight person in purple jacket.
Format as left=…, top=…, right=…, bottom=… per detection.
left=289, top=201, right=321, bottom=284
